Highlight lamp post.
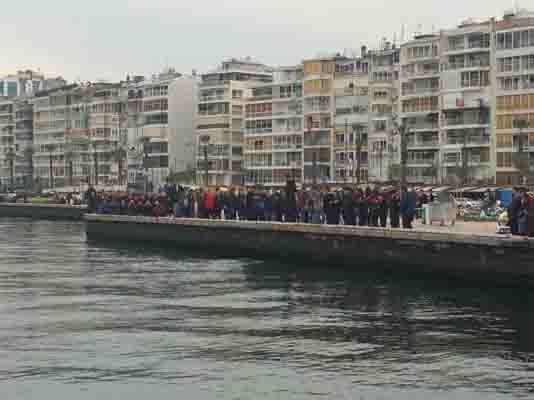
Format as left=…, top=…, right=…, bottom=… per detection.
left=200, top=135, right=210, bottom=188
left=392, top=114, right=408, bottom=188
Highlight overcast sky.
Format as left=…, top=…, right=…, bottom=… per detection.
left=2, top=0, right=514, bottom=82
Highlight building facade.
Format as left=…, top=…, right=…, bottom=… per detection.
left=333, top=54, right=370, bottom=184
left=494, top=11, right=534, bottom=185
left=196, top=59, right=272, bottom=186
left=32, top=83, right=127, bottom=189
left=367, top=44, right=400, bottom=182
left=400, top=34, right=441, bottom=184
left=243, top=66, right=303, bottom=187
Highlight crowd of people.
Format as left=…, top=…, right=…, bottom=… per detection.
left=86, top=181, right=422, bottom=229
left=505, top=187, right=534, bottom=237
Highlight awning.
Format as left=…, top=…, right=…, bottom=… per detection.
left=469, top=187, right=495, bottom=193
left=453, top=186, right=477, bottom=192
left=433, top=186, right=452, bottom=193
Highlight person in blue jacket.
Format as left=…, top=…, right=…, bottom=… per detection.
left=400, top=187, right=417, bottom=229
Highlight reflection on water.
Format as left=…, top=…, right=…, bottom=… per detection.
left=0, top=219, right=532, bottom=399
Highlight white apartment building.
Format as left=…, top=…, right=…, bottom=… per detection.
left=243, top=66, right=303, bottom=187
left=196, top=59, right=272, bottom=186
left=367, top=44, right=400, bottom=182
left=440, top=21, right=493, bottom=185
left=333, top=53, right=370, bottom=183
left=400, top=34, right=441, bottom=184
left=168, top=75, right=198, bottom=178
left=494, top=11, right=534, bottom=185
left=135, top=69, right=182, bottom=191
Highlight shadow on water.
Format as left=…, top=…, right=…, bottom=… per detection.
left=89, top=238, right=534, bottom=358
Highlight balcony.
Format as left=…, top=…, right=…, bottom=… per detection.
left=444, top=59, right=490, bottom=71
left=406, top=140, right=439, bottom=148
left=243, top=128, right=273, bottom=135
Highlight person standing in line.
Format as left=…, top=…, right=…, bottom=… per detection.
left=389, top=190, right=401, bottom=228
left=400, top=187, right=416, bottom=229
left=285, top=179, right=298, bottom=223
left=85, top=185, right=98, bottom=213
left=342, top=188, right=356, bottom=226
left=508, top=187, right=522, bottom=235
left=378, top=189, right=388, bottom=228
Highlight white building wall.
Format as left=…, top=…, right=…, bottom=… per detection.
left=168, top=76, right=198, bottom=176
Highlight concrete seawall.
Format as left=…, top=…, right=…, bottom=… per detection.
left=0, top=203, right=86, bottom=220
left=85, top=214, right=534, bottom=285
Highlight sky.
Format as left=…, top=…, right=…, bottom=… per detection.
left=1, top=0, right=516, bottom=82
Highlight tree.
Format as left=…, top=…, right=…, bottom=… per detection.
left=513, top=118, right=530, bottom=185
left=388, top=163, right=402, bottom=182
left=5, top=148, right=16, bottom=189
left=64, top=148, right=76, bottom=187
left=23, top=145, right=35, bottom=189
left=112, top=144, right=127, bottom=186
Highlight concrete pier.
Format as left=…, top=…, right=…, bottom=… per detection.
left=85, top=214, right=534, bottom=285
left=0, top=203, right=86, bottom=220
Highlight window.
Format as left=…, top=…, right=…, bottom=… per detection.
left=497, top=33, right=505, bottom=50
left=497, top=152, right=513, bottom=168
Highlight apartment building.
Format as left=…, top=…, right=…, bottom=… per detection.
left=333, top=53, right=370, bottom=183
left=440, top=20, right=493, bottom=185
left=243, top=66, right=303, bottom=187
left=367, top=44, right=400, bottom=182
left=136, top=69, right=182, bottom=190
left=196, top=59, right=272, bottom=186
left=302, top=57, right=336, bottom=184
left=0, top=100, right=16, bottom=187
left=400, top=34, right=441, bottom=184
left=495, top=11, right=534, bottom=185
left=32, top=83, right=127, bottom=189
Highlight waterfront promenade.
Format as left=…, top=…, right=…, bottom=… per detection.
left=84, top=213, right=534, bottom=285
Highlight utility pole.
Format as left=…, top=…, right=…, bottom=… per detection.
left=93, top=142, right=99, bottom=187
left=354, top=123, right=363, bottom=185
left=344, top=119, right=348, bottom=183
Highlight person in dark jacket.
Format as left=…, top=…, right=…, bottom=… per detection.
left=358, top=188, right=369, bottom=226
left=378, top=190, right=388, bottom=228
left=508, top=188, right=522, bottom=235
left=342, top=189, right=356, bottom=225
left=389, top=190, right=401, bottom=228
left=85, top=185, right=97, bottom=213
left=324, top=191, right=341, bottom=225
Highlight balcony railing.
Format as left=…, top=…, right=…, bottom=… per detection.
left=199, top=95, right=226, bottom=102
left=245, top=111, right=273, bottom=118
left=444, top=59, right=490, bottom=70
left=445, top=137, right=490, bottom=145
left=406, top=140, right=439, bottom=147
left=444, top=118, right=488, bottom=126
left=402, top=87, right=439, bottom=96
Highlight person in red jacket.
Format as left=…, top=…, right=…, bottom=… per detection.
left=204, top=190, right=216, bottom=219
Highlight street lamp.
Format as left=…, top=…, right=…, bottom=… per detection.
left=200, top=135, right=210, bottom=188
